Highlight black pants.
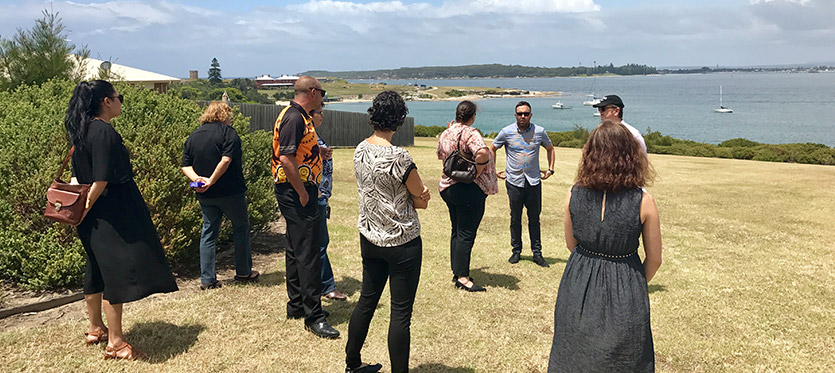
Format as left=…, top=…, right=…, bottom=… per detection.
left=346, top=235, right=422, bottom=373
left=274, top=183, right=325, bottom=325
left=441, top=182, right=487, bottom=278
left=506, top=179, right=542, bottom=255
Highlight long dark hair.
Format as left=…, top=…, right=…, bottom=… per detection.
left=576, top=120, right=654, bottom=192
left=64, top=80, right=116, bottom=150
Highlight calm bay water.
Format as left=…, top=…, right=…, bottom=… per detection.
left=326, top=73, right=835, bottom=146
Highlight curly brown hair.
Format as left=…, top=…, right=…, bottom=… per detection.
left=575, top=120, right=654, bottom=191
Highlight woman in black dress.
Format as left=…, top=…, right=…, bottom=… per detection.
left=548, top=120, right=662, bottom=372
left=65, top=80, right=178, bottom=360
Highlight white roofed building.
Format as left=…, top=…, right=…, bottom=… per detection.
left=255, top=74, right=299, bottom=89
left=79, top=57, right=181, bottom=93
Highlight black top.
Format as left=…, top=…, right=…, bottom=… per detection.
left=181, top=121, right=247, bottom=199
left=277, top=101, right=309, bottom=156
left=71, top=120, right=134, bottom=185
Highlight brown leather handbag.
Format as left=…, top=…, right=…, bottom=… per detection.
left=44, top=147, right=90, bottom=226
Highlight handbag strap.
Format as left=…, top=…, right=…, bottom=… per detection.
left=56, top=147, right=75, bottom=180
left=454, top=126, right=471, bottom=156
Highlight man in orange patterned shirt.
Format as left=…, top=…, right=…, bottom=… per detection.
left=272, top=76, right=339, bottom=339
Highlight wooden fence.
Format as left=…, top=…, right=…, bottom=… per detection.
left=231, top=102, right=414, bottom=147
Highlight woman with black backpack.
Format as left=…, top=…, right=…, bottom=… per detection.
left=436, top=100, right=497, bottom=292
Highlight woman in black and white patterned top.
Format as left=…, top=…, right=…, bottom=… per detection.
left=346, top=91, right=430, bottom=373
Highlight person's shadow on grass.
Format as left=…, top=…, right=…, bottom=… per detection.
left=648, top=284, right=666, bottom=294
left=413, top=363, right=475, bottom=372
left=469, top=268, right=521, bottom=290
left=125, top=321, right=205, bottom=363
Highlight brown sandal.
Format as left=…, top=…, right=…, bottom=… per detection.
left=85, top=327, right=108, bottom=345
left=104, top=342, right=140, bottom=360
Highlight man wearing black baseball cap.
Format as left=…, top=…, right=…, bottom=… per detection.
left=593, top=95, right=647, bottom=154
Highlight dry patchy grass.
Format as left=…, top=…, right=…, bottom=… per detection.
left=1, top=137, right=833, bottom=372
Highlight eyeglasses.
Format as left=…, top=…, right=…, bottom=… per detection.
left=110, top=94, right=124, bottom=104
left=515, top=112, right=531, bottom=117
left=312, top=88, right=326, bottom=97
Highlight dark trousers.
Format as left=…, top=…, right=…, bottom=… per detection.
left=506, top=179, right=542, bottom=255
left=346, top=235, right=422, bottom=373
left=441, top=183, right=487, bottom=278
left=274, top=183, right=325, bottom=325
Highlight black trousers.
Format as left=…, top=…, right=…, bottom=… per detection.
left=441, top=182, right=487, bottom=278
left=274, top=183, right=325, bottom=325
left=346, top=235, right=422, bottom=373
left=506, top=179, right=542, bottom=255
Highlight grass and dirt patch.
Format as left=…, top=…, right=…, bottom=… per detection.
left=1, top=137, right=833, bottom=371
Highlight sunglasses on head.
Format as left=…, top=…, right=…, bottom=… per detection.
left=515, top=111, right=531, bottom=116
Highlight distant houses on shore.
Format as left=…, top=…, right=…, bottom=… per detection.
left=255, top=75, right=300, bottom=89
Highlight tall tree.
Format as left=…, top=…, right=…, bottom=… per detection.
left=0, top=9, right=89, bottom=91
left=208, top=57, right=222, bottom=85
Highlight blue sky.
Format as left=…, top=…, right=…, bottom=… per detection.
left=1, top=0, right=832, bottom=78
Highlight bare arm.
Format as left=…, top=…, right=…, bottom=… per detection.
left=640, top=192, right=663, bottom=283
left=474, top=147, right=490, bottom=176
left=206, top=156, right=232, bottom=187
left=541, top=144, right=556, bottom=179
left=563, top=189, right=577, bottom=252
left=490, top=144, right=505, bottom=179
left=77, top=180, right=108, bottom=225
left=279, top=154, right=309, bottom=206
left=405, top=168, right=430, bottom=209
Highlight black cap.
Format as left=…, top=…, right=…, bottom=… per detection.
left=592, top=95, right=624, bottom=108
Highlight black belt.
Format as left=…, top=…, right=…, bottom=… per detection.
left=576, top=245, right=637, bottom=260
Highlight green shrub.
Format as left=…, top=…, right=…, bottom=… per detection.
left=414, top=125, right=446, bottom=137
left=446, top=89, right=466, bottom=97
left=0, top=80, right=275, bottom=289
left=720, top=138, right=761, bottom=147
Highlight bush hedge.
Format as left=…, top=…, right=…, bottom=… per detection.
left=0, top=80, right=275, bottom=289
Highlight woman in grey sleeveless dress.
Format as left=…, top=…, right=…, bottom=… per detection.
left=548, top=120, right=663, bottom=372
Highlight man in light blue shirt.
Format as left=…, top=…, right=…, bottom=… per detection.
left=490, top=101, right=556, bottom=267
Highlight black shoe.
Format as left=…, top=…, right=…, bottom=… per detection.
left=200, top=280, right=221, bottom=290
left=455, top=279, right=486, bottom=292
left=533, top=255, right=550, bottom=268
left=305, top=321, right=340, bottom=339
left=508, top=252, right=521, bottom=264
left=288, top=309, right=330, bottom=320
left=345, top=363, right=383, bottom=373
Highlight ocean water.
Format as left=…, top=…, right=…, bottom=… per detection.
left=325, top=73, right=835, bottom=146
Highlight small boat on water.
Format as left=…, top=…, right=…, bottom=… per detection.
left=714, top=85, right=733, bottom=113
left=583, top=95, right=602, bottom=106
left=593, top=111, right=601, bottom=117
left=552, top=101, right=571, bottom=109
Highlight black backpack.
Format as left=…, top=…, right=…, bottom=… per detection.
left=442, top=129, right=477, bottom=183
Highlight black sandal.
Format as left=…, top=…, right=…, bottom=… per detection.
left=234, top=270, right=260, bottom=282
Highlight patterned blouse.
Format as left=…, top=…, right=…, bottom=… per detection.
left=353, top=140, right=421, bottom=247
left=317, top=135, right=333, bottom=200
left=436, top=122, right=498, bottom=195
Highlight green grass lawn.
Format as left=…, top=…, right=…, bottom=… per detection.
left=1, top=137, right=833, bottom=372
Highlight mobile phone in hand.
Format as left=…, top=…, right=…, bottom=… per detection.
left=190, top=181, right=205, bottom=188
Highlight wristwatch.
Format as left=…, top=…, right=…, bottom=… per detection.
left=548, top=169, right=554, bottom=174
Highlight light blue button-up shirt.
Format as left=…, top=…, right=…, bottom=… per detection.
left=492, top=123, right=552, bottom=188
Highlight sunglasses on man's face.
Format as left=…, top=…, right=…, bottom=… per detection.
left=515, top=112, right=531, bottom=117
left=312, top=88, right=326, bottom=97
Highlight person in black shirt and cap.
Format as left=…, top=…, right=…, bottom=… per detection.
left=593, top=95, right=647, bottom=154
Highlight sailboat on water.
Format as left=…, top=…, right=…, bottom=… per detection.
left=714, top=85, right=733, bottom=113
left=583, top=64, right=602, bottom=106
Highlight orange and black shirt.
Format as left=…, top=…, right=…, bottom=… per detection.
left=272, top=101, right=322, bottom=184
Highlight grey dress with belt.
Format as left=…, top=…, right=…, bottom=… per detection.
left=548, top=185, right=654, bottom=372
